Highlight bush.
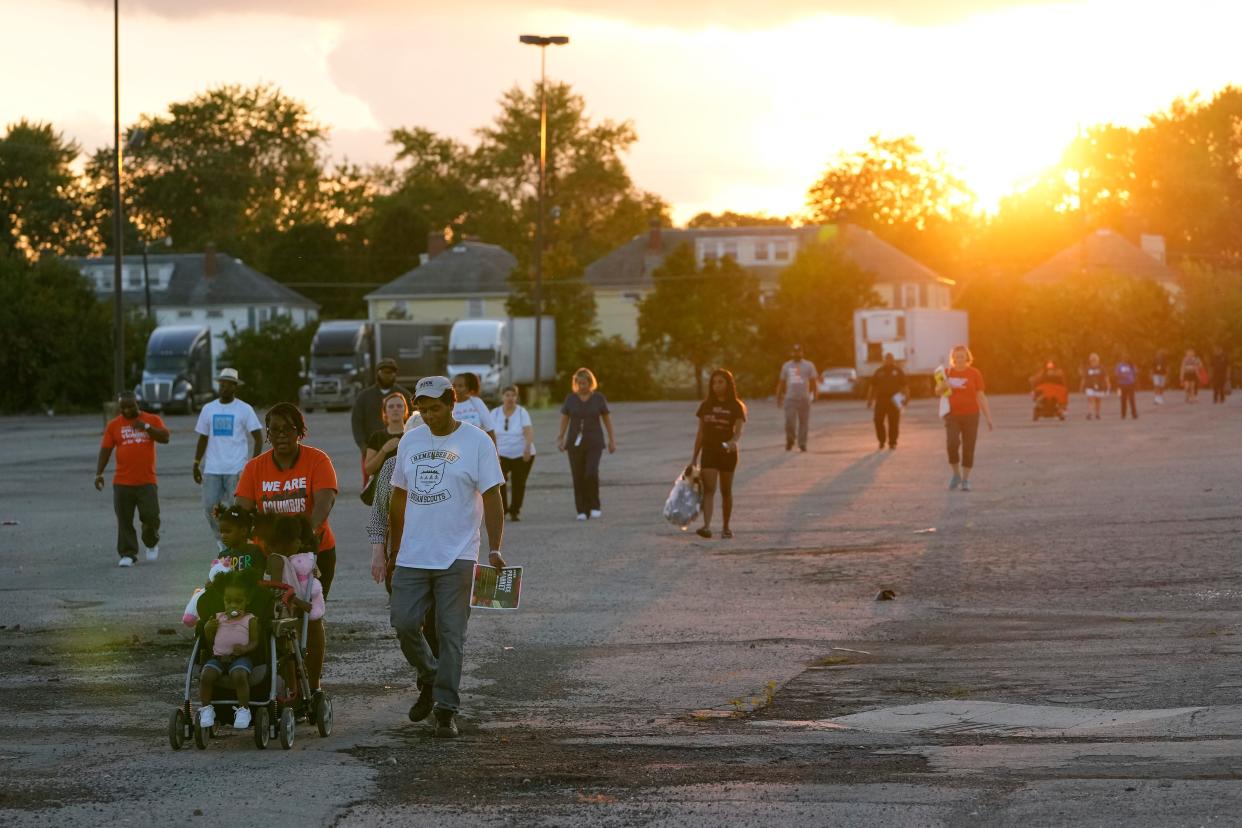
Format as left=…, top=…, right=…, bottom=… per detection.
left=0, top=254, right=111, bottom=412
left=570, top=336, right=659, bottom=401
left=219, top=316, right=317, bottom=408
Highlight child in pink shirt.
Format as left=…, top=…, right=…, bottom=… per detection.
left=199, top=570, right=260, bottom=729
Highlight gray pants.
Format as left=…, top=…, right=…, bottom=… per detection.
left=390, top=560, right=474, bottom=712
left=784, top=398, right=811, bottom=449
left=201, top=472, right=240, bottom=544
left=113, top=483, right=160, bottom=559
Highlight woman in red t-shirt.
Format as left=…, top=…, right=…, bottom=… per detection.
left=936, top=345, right=994, bottom=492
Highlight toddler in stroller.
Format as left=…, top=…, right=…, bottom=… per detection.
left=169, top=515, right=334, bottom=750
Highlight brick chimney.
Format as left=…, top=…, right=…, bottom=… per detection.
left=204, top=243, right=217, bottom=280
left=427, top=228, right=448, bottom=260
left=647, top=219, right=662, bottom=252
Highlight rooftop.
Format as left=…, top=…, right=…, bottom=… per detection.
left=1023, top=229, right=1180, bottom=285
left=69, top=251, right=318, bottom=308
left=365, top=241, right=517, bottom=300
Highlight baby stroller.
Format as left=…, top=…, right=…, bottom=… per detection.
left=1031, top=364, right=1069, bottom=421
left=1032, top=381, right=1068, bottom=421
left=168, top=578, right=335, bottom=750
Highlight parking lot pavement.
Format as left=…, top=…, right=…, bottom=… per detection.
left=4, top=391, right=1242, bottom=825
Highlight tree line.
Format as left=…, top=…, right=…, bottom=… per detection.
left=3, top=83, right=1242, bottom=410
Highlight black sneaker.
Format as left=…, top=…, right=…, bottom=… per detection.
left=509, top=512, right=520, bottom=522
left=408, top=680, right=434, bottom=723
left=432, top=709, right=459, bottom=738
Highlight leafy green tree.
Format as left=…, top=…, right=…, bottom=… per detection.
left=763, top=241, right=880, bottom=372
left=219, top=315, right=317, bottom=408
left=806, top=135, right=975, bottom=271
left=0, top=253, right=111, bottom=411
left=0, top=120, right=90, bottom=259
left=638, top=244, right=761, bottom=396
left=92, top=84, right=327, bottom=262
left=687, top=211, right=790, bottom=228
left=475, top=82, right=668, bottom=373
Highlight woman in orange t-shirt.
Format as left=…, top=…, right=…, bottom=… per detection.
left=234, top=403, right=339, bottom=595
left=234, top=402, right=337, bottom=696
left=935, top=345, right=994, bottom=493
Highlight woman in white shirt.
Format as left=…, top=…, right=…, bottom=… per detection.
left=489, top=385, right=535, bottom=521
left=452, top=373, right=496, bottom=442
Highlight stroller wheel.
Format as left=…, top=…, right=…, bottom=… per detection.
left=315, top=693, right=334, bottom=738
left=193, top=711, right=211, bottom=750
left=253, top=707, right=270, bottom=750
left=168, top=707, right=187, bottom=750
left=279, top=706, right=296, bottom=750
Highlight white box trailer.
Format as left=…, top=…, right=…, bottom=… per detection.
left=447, top=318, right=556, bottom=401
left=854, top=308, right=968, bottom=392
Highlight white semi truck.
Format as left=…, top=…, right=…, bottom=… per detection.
left=446, top=318, right=556, bottom=401
left=854, top=308, right=968, bottom=394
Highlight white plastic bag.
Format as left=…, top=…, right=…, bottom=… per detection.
left=662, top=467, right=703, bottom=529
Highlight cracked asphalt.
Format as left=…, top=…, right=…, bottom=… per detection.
left=2, top=390, right=1241, bottom=826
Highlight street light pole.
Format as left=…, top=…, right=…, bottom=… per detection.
left=519, top=34, right=568, bottom=400
left=111, top=0, right=125, bottom=396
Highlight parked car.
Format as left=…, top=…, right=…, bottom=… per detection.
left=816, top=367, right=858, bottom=399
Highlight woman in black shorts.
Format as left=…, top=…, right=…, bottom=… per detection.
left=690, top=369, right=747, bottom=539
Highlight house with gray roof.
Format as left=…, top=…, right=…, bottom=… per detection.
left=586, top=223, right=954, bottom=344
left=365, top=240, right=518, bottom=323
left=70, top=248, right=318, bottom=372
left=1023, top=229, right=1180, bottom=289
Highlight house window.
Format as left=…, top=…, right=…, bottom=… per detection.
left=467, top=298, right=484, bottom=318
left=699, top=240, right=718, bottom=264
left=126, top=267, right=143, bottom=289
left=206, top=309, right=224, bottom=319
left=901, top=284, right=921, bottom=308
left=722, top=241, right=738, bottom=261
left=178, top=310, right=193, bottom=319
left=773, top=241, right=791, bottom=261
left=753, top=242, right=769, bottom=262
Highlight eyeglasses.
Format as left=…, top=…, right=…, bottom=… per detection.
left=504, top=416, right=510, bottom=431
left=267, top=425, right=297, bottom=437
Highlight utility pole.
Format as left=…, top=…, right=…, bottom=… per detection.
left=519, top=34, right=569, bottom=401
left=111, top=0, right=125, bottom=396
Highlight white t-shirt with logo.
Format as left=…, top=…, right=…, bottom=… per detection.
left=391, top=422, right=505, bottom=570
left=489, top=405, right=535, bottom=459
left=781, top=360, right=818, bottom=402
left=452, top=396, right=492, bottom=431
left=194, top=399, right=262, bottom=475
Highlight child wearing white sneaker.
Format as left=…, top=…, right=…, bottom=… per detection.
left=199, top=570, right=260, bottom=730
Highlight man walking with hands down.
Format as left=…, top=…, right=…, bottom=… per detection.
left=776, top=344, right=817, bottom=452
left=95, top=392, right=170, bottom=566
left=383, top=376, right=506, bottom=739
left=868, top=353, right=909, bottom=450
left=193, top=368, right=262, bottom=549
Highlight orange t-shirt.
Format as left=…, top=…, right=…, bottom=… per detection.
left=235, top=446, right=338, bottom=551
left=101, top=414, right=166, bottom=486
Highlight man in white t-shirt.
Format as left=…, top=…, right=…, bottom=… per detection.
left=776, top=343, right=818, bottom=452
left=381, top=375, right=506, bottom=739
left=193, top=368, right=263, bottom=548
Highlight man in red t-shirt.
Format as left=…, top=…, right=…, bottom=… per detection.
left=95, top=392, right=171, bottom=567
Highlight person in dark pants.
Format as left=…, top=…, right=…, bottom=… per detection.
left=936, top=345, right=994, bottom=492
left=1114, top=355, right=1139, bottom=419
left=351, top=358, right=412, bottom=484
left=867, top=353, right=909, bottom=450
left=95, top=392, right=171, bottom=566
left=557, top=368, right=616, bottom=521
left=489, top=385, right=536, bottom=521
left=1210, top=345, right=1230, bottom=404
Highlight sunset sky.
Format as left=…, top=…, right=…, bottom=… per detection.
left=4, top=0, right=1240, bottom=223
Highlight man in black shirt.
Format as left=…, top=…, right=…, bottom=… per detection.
left=867, top=353, right=909, bottom=450
left=351, top=358, right=412, bottom=483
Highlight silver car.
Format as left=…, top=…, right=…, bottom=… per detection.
left=816, top=367, right=858, bottom=398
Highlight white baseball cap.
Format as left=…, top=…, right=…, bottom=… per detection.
left=414, top=375, right=454, bottom=400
